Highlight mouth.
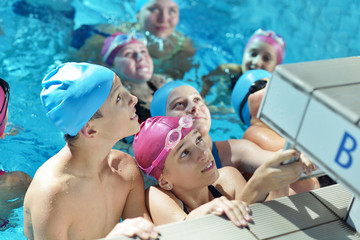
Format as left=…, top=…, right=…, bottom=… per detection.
left=156, top=26, right=168, bottom=32
left=201, top=161, right=214, bottom=173
left=130, top=112, right=138, bottom=120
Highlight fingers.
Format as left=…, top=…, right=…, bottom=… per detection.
left=209, top=197, right=252, bottom=227
left=299, top=153, right=317, bottom=175
left=268, top=149, right=299, bottom=167
left=106, top=217, right=158, bottom=240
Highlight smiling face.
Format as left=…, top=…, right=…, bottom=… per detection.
left=95, top=75, right=139, bottom=140
left=137, top=0, right=179, bottom=39
left=113, top=42, right=154, bottom=83
left=162, top=129, right=219, bottom=189
left=242, top=41, right=278, bottom=73
left=165, top=85, right=211, bottom=136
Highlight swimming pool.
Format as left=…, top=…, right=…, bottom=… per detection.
left=1, top=0, right=359, bottom=238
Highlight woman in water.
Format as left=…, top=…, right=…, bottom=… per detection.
left=133, top=115, right=304, bottom=225
left=71, top=0, right=195, bottom=80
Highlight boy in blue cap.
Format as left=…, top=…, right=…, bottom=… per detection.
left=23, top=62, right=158, bottom=239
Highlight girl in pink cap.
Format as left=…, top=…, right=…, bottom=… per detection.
left=201, top=29, right=286, bottom=97
left=0, top=78, right=32, bottom=230
left=101, top=32, right=169, bottom=123
left=133, top=115, right=305, bottom=226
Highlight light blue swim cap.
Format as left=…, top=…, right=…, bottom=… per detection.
left=136, top=0, right=180, bottom=13
left=40, top=62, right=114, bottom=136
left=150, top=81, right=188, bottom=117
left=232, top=69, right=271, bottom=127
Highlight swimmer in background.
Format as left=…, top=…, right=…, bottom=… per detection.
left=200, top=29, right=285, bottom=98
left=149, top=81, right=317, bottom=196
left=232, top=70, right=320, bottom=193
left=101, top=32, right=170, bottom=123
left=133, top=115, right=305, bottom=226
left=0, top=78, right=32, bottom=231
left=23, top=63, right=158, bottom=239
left=71, top=0, right=196, bottom=80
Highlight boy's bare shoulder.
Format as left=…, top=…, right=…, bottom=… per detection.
left=108, top=149, right=141, bottom=178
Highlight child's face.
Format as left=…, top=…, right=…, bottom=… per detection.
left=164, top=129, right=219, bottom=188
left=242, top=41, right=278, bottom=73
left=113, top=42, right=153, bottom=83
left=137, top=0, right=179, bottom=39
left=166, top=86, right=211, bottom=137
left=96, top=75, right=140, bottom=140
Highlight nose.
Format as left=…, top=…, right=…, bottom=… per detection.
left=128, top=92, right=138, bottom=107
left=158, top=10, right=168, bottom=23
left=196, top=148, right=209, bottom=163
left=187, top=102, right=199, bottom=115
left=135, top=52, right=142, bottom=61
left=252, top=55, right=263, bottom=68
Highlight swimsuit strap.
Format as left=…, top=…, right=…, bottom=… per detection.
left=208, top=185, right=223, bottom=198
left=212, top=141, right=222, bottom=168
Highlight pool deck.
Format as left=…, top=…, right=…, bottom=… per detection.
left=102, top=184, right=360, bottom=240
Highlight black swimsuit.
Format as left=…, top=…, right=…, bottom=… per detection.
left=183, top=185, right=223, bottom=214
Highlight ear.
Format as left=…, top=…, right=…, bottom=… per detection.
left=158, top=174, right=173, bottom=191
left=80, top=122, right=97, bottom=138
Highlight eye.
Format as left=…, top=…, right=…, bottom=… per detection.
left=250, top=50, right=258, bottom=57
left=173, top=101, right=185, bottom=110
left=116, top=94, right=122, bottom=103
left=196, top=136, right=203, bottom=144
left=263, top=55, right=271, bottom=62
left=180, top=149, right=190, bottom=158
left=149, top=7, right=160, bottom=13
left=193, top=97, right=201, bottom=103
left=169, top=8, right=178, bottom=15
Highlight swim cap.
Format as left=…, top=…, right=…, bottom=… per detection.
left=150, top=81, right=188, bottom=116
left=101, top=32, right=147, bottom=66
left=0, top=78, right=9, bottom=136
left=136, top=0, right=180, bottom=13
left=245, top=29, right=286, bottom=64
left=40, top=62, right=114, bottom=136
left=133, top=116, right=193, bottom=180
left=232, top=69, right=271, bottom=126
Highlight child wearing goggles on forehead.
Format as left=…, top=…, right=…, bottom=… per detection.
left=149, top=81, right=318, bottom=197
left=70, top=0, right=195, bottom=81
left=133, top=115, right=306, bottom=226
left=0, top=78, right=32, bottom=231
left=101, top=32, right=171, bottom=123
left=200, top=29, right=285, bottom=100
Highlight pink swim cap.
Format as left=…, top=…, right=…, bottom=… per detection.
left=133, top=116, right=194, bottom=180
left=245, top=29, right=286, bottom=64
left=0, top=78, right=9, bottom=136
left=101, top=32, right=147, bottom=66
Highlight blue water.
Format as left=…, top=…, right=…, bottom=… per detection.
left=1, top=0, right=360, bottom=238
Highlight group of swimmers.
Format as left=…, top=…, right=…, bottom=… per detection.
left=0, top=0, right=328, bottom=239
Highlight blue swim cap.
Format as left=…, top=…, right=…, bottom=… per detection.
left=150, top=81, right=188, bottom=117
left=40, top=62, right=114, bottom=136
left=232, top=69, right=271, bottom=127
left=136, top=0, right=180, bottom=13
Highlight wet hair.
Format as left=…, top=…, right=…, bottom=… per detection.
left=64, top=110, right=103, bottom=147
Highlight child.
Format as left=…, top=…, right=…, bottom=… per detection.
left=150, top=81, right=317, bottom=194
left=133, top=115, right=304, bottom=225
left=71, top=0, right=195, bottom=80
left=101, top=32, right=169, bottom=122
left=201, top=29, right=285, bottom=98
left=23, top=63, right=158, bottom=239
left=0, top=78, right=32, bottom=230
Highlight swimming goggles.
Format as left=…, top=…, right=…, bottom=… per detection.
left=253, top=28, right=285, bottom=47
left=0, top=78, right=10, bottom=127
left=139, top=115, right=193, bottom=176
left=102, top=32, right=148, bottom=63
left=239, top=79, right=268, bottom=123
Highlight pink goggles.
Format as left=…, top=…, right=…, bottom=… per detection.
left=138, top=115, right=193, bottom=176
left=102, top=32, right=148, bottom=66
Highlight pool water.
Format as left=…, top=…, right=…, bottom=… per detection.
left=1, top=0, right=360, bottom=238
